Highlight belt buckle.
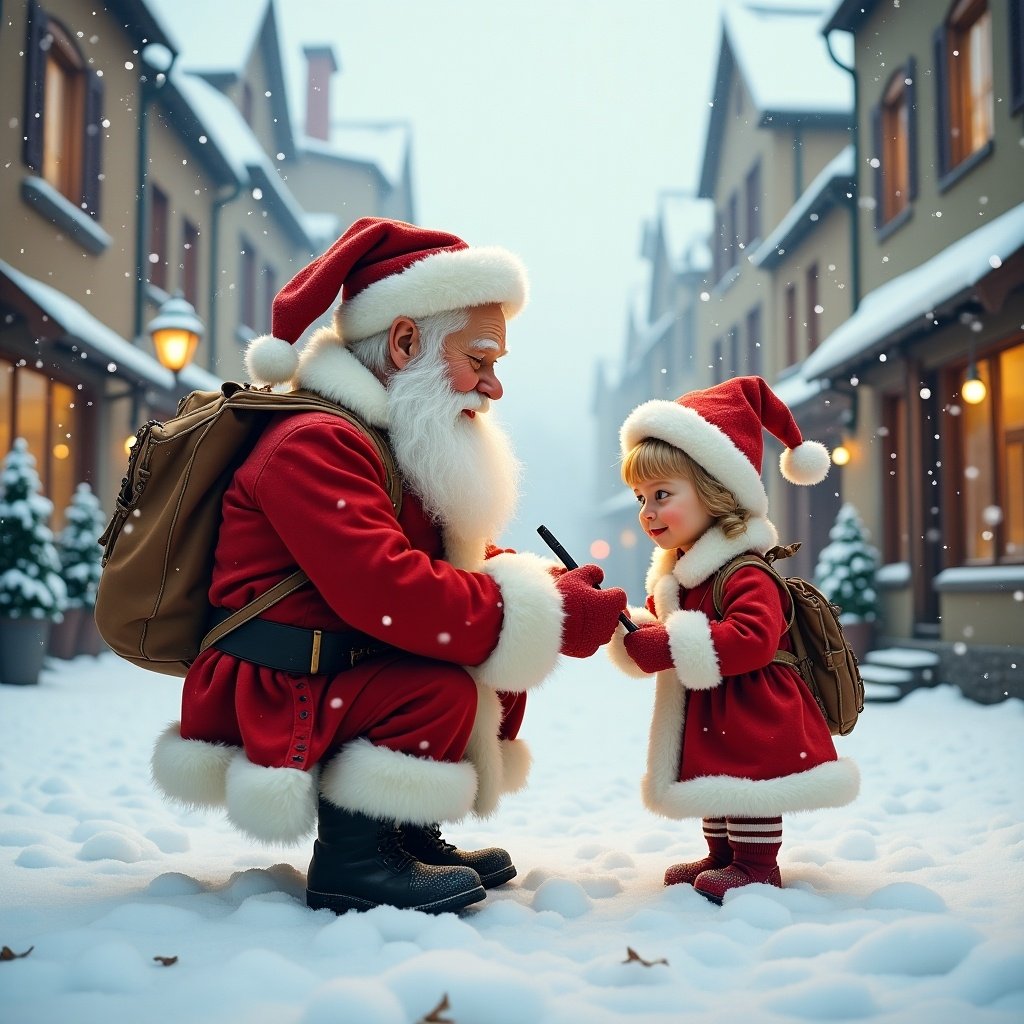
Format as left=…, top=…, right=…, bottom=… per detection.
left=310, top=630, right=322, bottom=674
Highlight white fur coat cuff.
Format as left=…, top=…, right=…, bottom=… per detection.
left=665, top=609, right=722, bottom=690
left=466, top=552, right=563, bottom=693
left=606, top=606, right=658, bottom=678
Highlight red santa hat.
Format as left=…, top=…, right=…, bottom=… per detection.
left=246, top=217, right=529, bottom=386
left=620, top=376, right=831, bottom=517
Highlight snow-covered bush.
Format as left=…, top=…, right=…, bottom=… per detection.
left=813, top=502, right=879, bottom=623
left=57, top=483, right=105, bottom=609
left=0, top=439, right=67, bottom=620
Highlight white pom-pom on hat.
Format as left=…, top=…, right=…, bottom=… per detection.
left=780, top=439, right=831, bottom=486
left=245, top=334, right=300, bottom=387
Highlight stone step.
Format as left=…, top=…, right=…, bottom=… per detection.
left=863, top=680, right=904, bottom=704
left=864, top=647, right=940, bottom=670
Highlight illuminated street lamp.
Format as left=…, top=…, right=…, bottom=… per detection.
left=962, top=363, right=987, bottom=405
left=147, top=292, right=204, bottom=374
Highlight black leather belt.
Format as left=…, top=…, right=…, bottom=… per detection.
left=208, top=608, right=390, bottom=676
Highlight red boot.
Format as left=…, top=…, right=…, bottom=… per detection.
left=664, top=818, right=730, bottom=886
left=693, top=816, right=783, bottom=904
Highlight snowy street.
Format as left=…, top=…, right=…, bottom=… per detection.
left=1, top=650, right=1022, bottom=1024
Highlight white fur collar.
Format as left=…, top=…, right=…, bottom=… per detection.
left=644, top=517, right=779, bottom=594
left=293, top=327, right=390, bottom=428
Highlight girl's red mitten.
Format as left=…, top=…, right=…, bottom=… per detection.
left=623, top=622, right=674, bottom=675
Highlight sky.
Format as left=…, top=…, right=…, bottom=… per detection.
left=270, top=0, right=726, bottom=553
left=2, top=650, right=1023, bottom=1023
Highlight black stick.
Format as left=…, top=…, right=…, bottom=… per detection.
left=537, top=525, right=638, bottom=632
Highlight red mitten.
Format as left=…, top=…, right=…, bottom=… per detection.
left=555, top=564, right=628, bottom=658
left=623, top=622, right=674, bottom=675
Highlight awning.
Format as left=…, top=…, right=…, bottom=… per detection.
left=0, top=259, right=221, bottom=394
left=803, top=202, right=1024, bottom=381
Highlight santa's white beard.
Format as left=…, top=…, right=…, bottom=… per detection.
left=387, top=346, right=521, bottom=546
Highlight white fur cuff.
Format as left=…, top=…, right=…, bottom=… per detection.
left=320, top=738, right=478, bottom=825
left=665, top=609, right=721, bottom=690
left=466, top=552, right=563, bottom=693
left=151, top=722, right=232, bottom=809
left=606, top=607, right=659, bottom=678
left=225, top=753, right=319, bottom=845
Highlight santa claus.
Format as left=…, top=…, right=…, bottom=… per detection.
left=150, top=217, right=627, bottom=914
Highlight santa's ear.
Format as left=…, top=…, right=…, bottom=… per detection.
left=388, top=316, right=420, bottom=369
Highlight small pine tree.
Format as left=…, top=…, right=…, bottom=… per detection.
left=813, top=502, right=879, bottom=623
left=57, top=483, right=105, bottom=609
left=0, top=439, right=68, bottom=620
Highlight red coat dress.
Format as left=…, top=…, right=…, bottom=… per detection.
left=151, top=343, right=565, bottom=844
left=608, top=517, right=859, bottom=819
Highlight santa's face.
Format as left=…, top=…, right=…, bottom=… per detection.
left=438, top=303, right=507, bottom=416
left=387, top=308, right=520, bottom=544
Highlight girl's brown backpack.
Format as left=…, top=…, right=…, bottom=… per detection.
left=94, top=382, right=400, bottom=677
left=712, top=543, right=865, bottom=736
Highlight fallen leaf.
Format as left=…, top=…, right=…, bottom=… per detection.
left=1, top=946, right=34, bottom=961
left=153, top=955, right=178, bottom=966
left=623, top=946, right=668, bottom=967
left=418, top=994, right=454, bottom=1023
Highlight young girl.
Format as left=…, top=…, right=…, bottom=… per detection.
left=608, top=376, right=860, bottom=903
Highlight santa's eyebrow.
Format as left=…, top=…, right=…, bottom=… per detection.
left=471, top=338, right=500, bottom=352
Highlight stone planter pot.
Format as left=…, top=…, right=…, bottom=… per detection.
left=0, top=616, right=53, bottom=685
left=842, top=619, right=876, bottom=663
left=78, top=608, right=106, bottom=656
left=49, top=606, right=85, bottom=660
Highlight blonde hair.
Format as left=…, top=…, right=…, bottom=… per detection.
left=621, top=438, right=751, bottom=540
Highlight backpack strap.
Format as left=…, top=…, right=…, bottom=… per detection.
left=711, top=554, right=798, bottom=668
left=197, top=388, right=403, bottom=657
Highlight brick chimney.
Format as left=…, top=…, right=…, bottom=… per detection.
left=303, top=45, right=339, bottom=141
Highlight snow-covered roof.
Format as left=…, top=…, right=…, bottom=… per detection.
left=0, top=260, right=220, bottom=394
left=176, top=73, right=312, bottom=248
left=803, top=201, right=1024, bottom=380
left=659, top=194, right=714, bottom=275
left=769, top=371, right=828, bottom=409
left=301, top=122, right=410, bottom=190
left=143, top=0, right=267, bottom=74
left=749, top=144, right=854, bottom=268
left=723, top=1, right=853, bottom=117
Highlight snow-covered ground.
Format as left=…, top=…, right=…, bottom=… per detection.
left=1, top=650, right=1022, bottom=1024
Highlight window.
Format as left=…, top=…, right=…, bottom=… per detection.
left=745, top=162, right=762, bottom=245
left=805, top=264, right=820, bottom=352
left=0, top=358, right=82, bottom=529
left=22, top=1, right=104, bottom=216
left=874, top=62, right=917, bottom=226
left=746, top=305, right=762, bottom=377
left=727, top=192, right=739, bottom=269
left=182, top=220, right=200, bottom=306
left=881, top=395, right=911, bottom=563
left=148, top=185, right=169, bottom=292
left=784, top=283, right=797, bottom=366
left=950, top=339, right=1024, bottom=563
left=935, top=0, right=993, bottom=174
left=240, top=238, right=257, bottom=332
left=261, top=264, right=277, bottom=336
left=1012, top=0, right=1024, bottom=113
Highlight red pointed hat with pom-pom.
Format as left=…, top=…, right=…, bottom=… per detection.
left=246, top=217, right=528, bottom=385
left=620, top=376, right=831, bottom=517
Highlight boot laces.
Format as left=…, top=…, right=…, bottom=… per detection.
left=425, top=823, right=458, bottom=854
left=377, top=824, right=413, bottom=871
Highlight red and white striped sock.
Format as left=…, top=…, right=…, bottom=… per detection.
left=726, top=816, right=782, bottom=881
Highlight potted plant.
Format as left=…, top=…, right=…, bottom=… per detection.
left=0, top=439, right=68, bottom=685
left=50, top=482, right=106, bottom=659
left=813, top=502, right=880, bottom=661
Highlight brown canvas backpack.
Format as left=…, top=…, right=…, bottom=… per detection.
left=712, top=542, right=865, bottom=736
left=95, top=382, right=401, bottom=677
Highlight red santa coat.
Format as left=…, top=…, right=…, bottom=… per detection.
left=608, top=517, right=859, bottom=819
left=152, top=342, right=565, bottom=844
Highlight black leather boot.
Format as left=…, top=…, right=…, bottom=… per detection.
left=399, top=823, right=517, bottom=888
left=306, top=799, right=486, bottom=914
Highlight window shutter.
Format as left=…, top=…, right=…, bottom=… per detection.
left=82, top=69, right=104, bottom=218
left=22, top=0, right=46, bottom=172
left=871, top=102, right=883, bottom=229
left=1011, top=0, right=1024, bottom=114
left=932, top=26, right=950, bottom=177
left=907, top=56, right=919, bottom=201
